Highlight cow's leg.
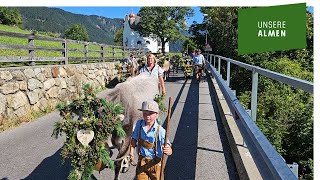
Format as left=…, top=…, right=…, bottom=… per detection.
left=114, top=162, right=121, bottom=180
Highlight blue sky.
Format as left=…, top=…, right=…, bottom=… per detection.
left=57, top=7, right=203, bottom=26
left=56, top=6, right=313, bottom=26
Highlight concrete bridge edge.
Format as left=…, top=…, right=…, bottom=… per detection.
left=208, top=75, right=263, bottom=180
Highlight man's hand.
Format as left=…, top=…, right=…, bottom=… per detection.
left=162, top=145, right=172, bottom=156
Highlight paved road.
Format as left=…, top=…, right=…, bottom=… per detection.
left=0, top=71, right=238, bottom=180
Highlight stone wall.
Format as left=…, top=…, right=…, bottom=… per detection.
left=0, top=62, right=118, bottom=123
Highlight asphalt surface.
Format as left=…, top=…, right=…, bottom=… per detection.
left=0, top=71, right=238, bottom=180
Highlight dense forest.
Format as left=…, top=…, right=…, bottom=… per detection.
left=189, top=7, right=313, bottom=179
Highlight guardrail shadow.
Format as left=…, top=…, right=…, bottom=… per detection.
left=164, top=76, right=199, bottom=180
left=206, top=73, right=239, bottom=179
left=23, top=148, right=71, bottom=180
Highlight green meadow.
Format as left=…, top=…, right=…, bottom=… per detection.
left=0, top=24, right=128, bottom=67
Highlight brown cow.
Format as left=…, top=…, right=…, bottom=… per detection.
left=103, top=73, right=160, bottom=180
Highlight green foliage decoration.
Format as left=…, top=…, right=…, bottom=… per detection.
left=52, top=84, right=126, bottom=180
left=115, top=62, right=133, bottom=83
left=154, top=94, right=167, bottom=113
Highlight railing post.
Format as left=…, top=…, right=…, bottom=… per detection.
left=122, top=46, right=125, bottom=60
left=227, top=61, right=230, bottom=87
left=84, top=43, right=88, bottom=63
left=100, top=46, right=104, bottom=62
left=62, top=39, right=68, bottom=65
left=218, top=57, right=221, bottom=74
left=213, top=55, right=216, bottom=68
left=112, top=46, right=115, bottom=61
left=28, top=32, right=35, bottom=66
left=209, top=54, right=212, bottom=64
left=251, top=71, right=258, bottom=122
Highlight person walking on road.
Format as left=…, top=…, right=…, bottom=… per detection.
left=129, top=100, right=172, bottom=180
left=139, top=54, right=166, bottom=96
left=192, top=49, right=206, bottom=82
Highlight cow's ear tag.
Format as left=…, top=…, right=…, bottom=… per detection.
left=77, top=130, right=94, bottom=147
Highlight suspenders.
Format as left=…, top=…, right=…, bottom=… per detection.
left=137, top=120, right=160, bottom=158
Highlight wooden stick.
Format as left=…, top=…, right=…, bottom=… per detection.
left=160, top=96, right=172, bottom=180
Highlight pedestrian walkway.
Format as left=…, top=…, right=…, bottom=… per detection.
left=163, top=72, right=238, bottom=180
left=0, top=70, right=239, bottom=180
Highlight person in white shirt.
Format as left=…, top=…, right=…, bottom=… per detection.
left=192, top=49, right=206, bottom=82
left=139, top=54, right=166, bottom=96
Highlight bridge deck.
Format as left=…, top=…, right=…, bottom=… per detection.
left=0, top=71, right=239, bottom=180
left=162, top=72, right=238, bottom=180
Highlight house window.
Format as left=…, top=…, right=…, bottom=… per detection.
left=146, top=41, right=150, bottom=45
left=137, top=41, right=142, bottom=45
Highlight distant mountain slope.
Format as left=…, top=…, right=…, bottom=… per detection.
left=13, top=7, right=185, bottom=51
left=15, top=7, right=123, bottom=45
left=169, top=29, right=190, bottom=52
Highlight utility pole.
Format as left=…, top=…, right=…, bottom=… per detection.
left=203, top=14, right=208, bottom=45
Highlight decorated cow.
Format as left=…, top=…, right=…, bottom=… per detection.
left=102, top=73, right=160, bottom=180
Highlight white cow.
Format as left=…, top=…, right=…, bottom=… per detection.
left=103, top=73, right=160, bottom=180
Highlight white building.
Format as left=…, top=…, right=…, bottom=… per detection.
left=123, top=12, right=169, bottom=53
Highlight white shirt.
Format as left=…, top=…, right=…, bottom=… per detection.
left=193, top=54, right=205, bottom=65
left=139, top=64, right=164, bottom=80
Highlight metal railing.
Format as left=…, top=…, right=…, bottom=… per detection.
left=205, top=53, right=313, bottom=122
left=204, top=53, right=313, bottom=179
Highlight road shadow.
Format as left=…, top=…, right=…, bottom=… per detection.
left=164, top=76, right=199, bottom=180
left=162, top=74, right=187, bottom=129
left=206, top=73, right=239, bottom=180
left=165, top=71, right=188, bottom=83
left=23, top=148, right=71, bottom=180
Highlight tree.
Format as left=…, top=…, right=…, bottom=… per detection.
left=194, top=7, right=314, bottom=179
left=0, top=7, right=22, bottom=28
left=137, top=7, right=194, bottom=54
left=182, top=37, right=197, bottom=54
left=114, top=28, right=123, bottom=46
left=63, top=23, right=89, bottom=41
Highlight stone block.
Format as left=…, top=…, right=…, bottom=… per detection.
left=27, top=89, right=41, bottom=105
left=0, top=82, right=20, bottom=94
left=11, top=70, right=25, bottom=81
left=34, top=68, right=41, bottom=76
left=18, top=81, right=28, bottom=91
left=24, top=69, right=35, bottom=79
left=46, top=87, right=60, bottom=98
left=28, top=78, right=43, bottom=91
left=59, top=67, right=68, bottom=77
left=36, top=73, right=46, bottom=82
left=51, top=67, right=59, bottom=78
left=43, top=78, right=56, bottom=90
left=0, top=71, right=13, bottom=81
left=6, top=91, right=29, bottom=110
left=0, top=93, right=6, bottom=114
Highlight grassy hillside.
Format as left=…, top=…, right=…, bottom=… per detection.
left=0, top=24, right=128, bottom=67
left=14, top=7, right=123, bottom=45
left=12, top=7, right=183, bottom=52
